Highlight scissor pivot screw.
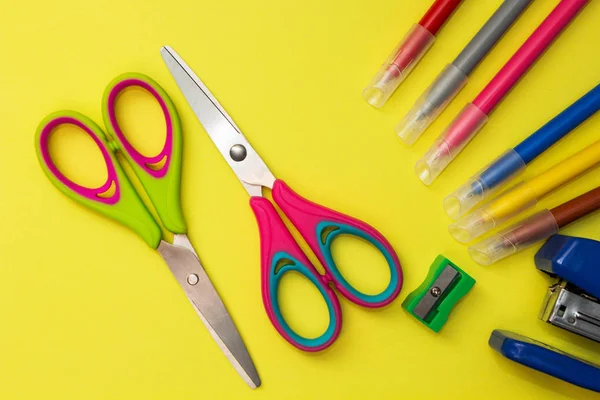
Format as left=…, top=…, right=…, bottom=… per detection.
left=230, top=144, right=247, bottom=162
left=187, top=274, right=199, bottom=285
left=430, top=287, right=442, bottom=297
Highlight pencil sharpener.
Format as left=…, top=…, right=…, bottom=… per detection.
left=402, top=255, right=475, bottom=332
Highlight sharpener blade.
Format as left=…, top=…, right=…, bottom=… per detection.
left=402, top=255, right=475, bottom=332
left=413, top=265, right=460, bottom=320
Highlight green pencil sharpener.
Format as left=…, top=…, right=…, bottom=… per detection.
left=402, top=255, right=475, bottom=332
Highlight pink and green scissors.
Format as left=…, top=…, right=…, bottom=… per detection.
left=34, top=73, right=260, bottom=388
left=161, top=47, right=404, bottom=352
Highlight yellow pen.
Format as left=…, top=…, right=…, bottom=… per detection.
left=449, top=140, right=600, bottom=243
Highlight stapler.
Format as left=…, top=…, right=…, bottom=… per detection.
left=539, top=280, right=600, bottom=343
left=536, top=234, right=600, bottom=342
left=489, top=330, right=600, bottom=393
left=535, top=234, right=600, bottom=298
left=490, top=234, right=600, bottom=393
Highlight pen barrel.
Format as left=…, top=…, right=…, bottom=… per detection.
left=398, top=0, right=531, bottom=147
left=515, top=84, right=600, bottom=163
left=452, top=83, right=600, bottom=219
left=419, top=0, right=463, bottom=35
left=490, top=182, right=539, bottom=217
left=468, top=209, right=559, bottom=265
left=454, top=141, right=600, bottom=242
left=453, top=0, right=532, bottom=75
left=499, top=209, right=559, bottom=247
left=363, top=24, right=435, bottom=108
left=449, top=181, right=539, bottom=243
left=396, top=63, right=468, bottom=145
left=444, top=149, right=526, bottom=219
left=473, top=0, right=589, bottom=114
left=478, top=149, right=527, bottom=190
left=527, top=140, right=600, bottom=197
left=415, top=103, right=488, bottom=185
left=551, top=186, right=600, bottom=227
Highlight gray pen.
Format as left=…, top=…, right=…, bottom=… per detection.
left=396, top=0, right=533, bottom=145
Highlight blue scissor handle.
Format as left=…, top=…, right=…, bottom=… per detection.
left=317, top=222, right=402, bottom=306
left=267, top=252, right=341, bottom=351
left=271, top=179, right=403, bottom=308
left=250, top=197, right=342, bottom=352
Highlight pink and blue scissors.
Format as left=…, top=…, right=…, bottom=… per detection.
left=161, top=46, right=404, bottom=352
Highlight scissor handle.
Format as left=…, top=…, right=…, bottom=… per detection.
left=101, top=73, right=186, bottom=234
left=250, top=197, right=342, bottom=352
left=35, top=111, right=162, bottom=248
left=272, top=180, right=403, bottom=307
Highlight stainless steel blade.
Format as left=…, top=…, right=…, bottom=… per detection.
left=158, top=234, right=261, bottom=389
left=161, top=46, right=275, bottom=197
left=413, top=265, right=459, bottom=320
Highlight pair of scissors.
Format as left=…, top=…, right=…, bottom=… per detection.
left=34, top=73, right=260, bottom=388
left=161, top=47, right=404, bottom=352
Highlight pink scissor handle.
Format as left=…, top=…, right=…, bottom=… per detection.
left=272, top=180, right=403, bottom=308
left=35, top=111, right=163, bottom=248
left=250, top=196, right=342, bottom=352
left=103, top=75, right=177, bottom=178
left=37, top=112, right=121, bottom=204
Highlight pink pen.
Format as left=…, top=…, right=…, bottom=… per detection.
left=415, top=0, right=590, bottom=185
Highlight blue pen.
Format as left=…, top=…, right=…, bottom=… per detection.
left=443, top=83, right=600, bottom=219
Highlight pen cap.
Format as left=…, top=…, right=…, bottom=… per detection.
left=415, top=103, right=488, bottom=185
left=363, top=24, right=435, bottom=108
left=443, top=148, right=527, bottom=219
left=468, top=209, right=558, bottom=265
left=448, top=182, right=539, bottom=243
left=396, top=63, right=468, bottom=145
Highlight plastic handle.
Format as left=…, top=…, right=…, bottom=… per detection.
left=250, top=197, right=342, bottom=351
left=272, top=180, right=403, bottom=307
left=35, top=111, right=162, bottom=248
left=489, top=330, right=600, bottom=393
left=535, top=234, right=600, bottom=299
left=101, top=73, right=186, bottom=234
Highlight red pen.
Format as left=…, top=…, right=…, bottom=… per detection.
left=363, top=0, right=463, bottom=108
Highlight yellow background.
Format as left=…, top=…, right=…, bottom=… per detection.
left=1, top=0, right=600, bottom=398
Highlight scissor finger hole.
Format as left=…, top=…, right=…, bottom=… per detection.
left=113, top=86, right=167, bottom=160
left=330, top=234, right=391, bottom=295
left=277, top=271, right=330, bottom=339
left=47, top=123, right=109, bottom=191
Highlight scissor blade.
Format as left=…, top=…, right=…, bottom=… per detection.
left=158, top=234, right=261, bottom=389
left=160, top=46, right=275, bottom=197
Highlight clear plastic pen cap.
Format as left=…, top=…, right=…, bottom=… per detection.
left=396, top=63, right=468, bottom=145
left=443, top=149, right=527, bottom=219
left=468, top=209, right=559, bottom=265
left=363, top=24, right=435, bottom=108
left=415, top=103, right=488, bottom=185
left=448, top=182, right=539, bottom=243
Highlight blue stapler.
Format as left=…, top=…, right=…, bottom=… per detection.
left=535, top=235, right=600, bottom=342
left=489, top=330, right=600, bottom=393
left=535, top=234, right=600, bottom=298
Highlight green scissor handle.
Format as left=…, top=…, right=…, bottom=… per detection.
left=35, top=110, right=163, bottom=248
left=101, top=73, right=186, bottom=235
